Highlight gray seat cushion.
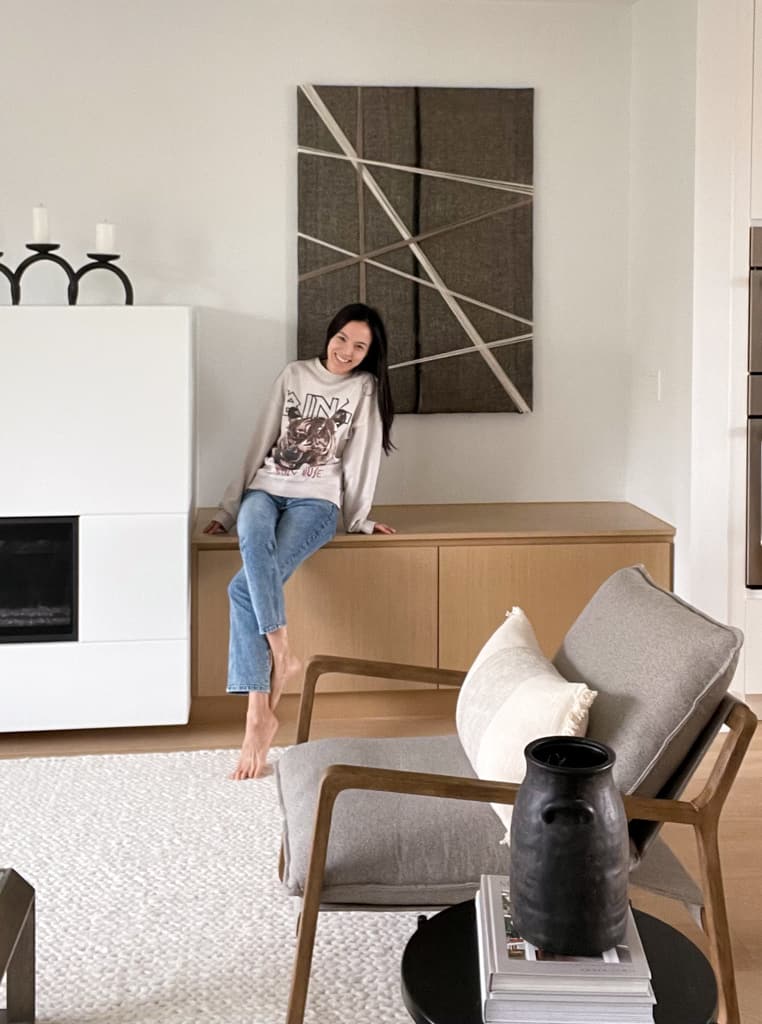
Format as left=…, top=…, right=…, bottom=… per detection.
left=553, top=565, right=743, bottom=797
left=275, top=734, right=508, bottom=905
left=275, top=733, right=708, bottom=912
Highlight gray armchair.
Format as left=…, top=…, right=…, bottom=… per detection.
left=274, top=566, right=757, bottom=1024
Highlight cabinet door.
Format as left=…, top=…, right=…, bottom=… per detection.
left=284, top=546, right=438, bottom=692
left=194, top=546, right=438, bottom=697
left=194, top=550, right=242, bottom=697
left=439, top=542, right=672, bottom=670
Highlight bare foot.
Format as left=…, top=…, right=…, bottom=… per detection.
left=270, top=652, right=302, bottom=711
left=230, top=705, right=278, bottom=780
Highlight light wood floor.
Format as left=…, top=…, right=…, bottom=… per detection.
left=2, top=694, right=761, bottom=1024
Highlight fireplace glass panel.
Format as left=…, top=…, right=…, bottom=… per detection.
left=0, top=517, right=78, bottom=643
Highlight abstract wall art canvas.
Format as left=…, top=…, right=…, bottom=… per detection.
left=297, top=85, right=534, bottom=414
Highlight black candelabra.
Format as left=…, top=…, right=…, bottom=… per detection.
left=0, top=242, right=134, bottom=305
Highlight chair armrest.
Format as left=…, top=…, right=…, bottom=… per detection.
left=315, top=763, right=699, bottom=823
left=319, top=762, right=519, bottom=805
left=296, top=656, right=467, bottom=744
left=622, top=793, right=699, bottom=825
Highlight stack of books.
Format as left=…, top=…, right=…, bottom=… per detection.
left=475, top=875, right=655, bottom=1023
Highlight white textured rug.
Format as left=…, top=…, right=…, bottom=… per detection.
left=0, top=748, right=417, bottom=1024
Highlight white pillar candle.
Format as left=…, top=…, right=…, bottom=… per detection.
left=94, top=221, right=116, bottom=254
left=32, top=205, right=49, bottom=243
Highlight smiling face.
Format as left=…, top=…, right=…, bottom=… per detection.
left=324, top=320, right=372, bottom=375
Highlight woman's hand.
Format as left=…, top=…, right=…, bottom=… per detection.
left=372, top=522, right=396, bottom=535
left=203, top=520, right=228, bottom=535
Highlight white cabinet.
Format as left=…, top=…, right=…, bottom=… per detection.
left=0, top=307, right=192, bottom=515
left=0, top=307, right=193, bottom=731
left=78, top=514, right=189, bottom=643
left=0, top=640, right=189, bottom=732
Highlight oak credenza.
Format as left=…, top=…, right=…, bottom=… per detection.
left=191, top=502, right=674, bottom=703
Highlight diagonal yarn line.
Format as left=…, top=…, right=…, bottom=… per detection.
left=390, top=333, right=533, bottom=370
left=356, top=86, right=367, bottom=301
left=299, top=233, right=534, bottom=328
left=298, top=146, right=534, bottom=195
left=298, top=197, right=532, bottom=284
left=299, top=84, right=531, bottom=412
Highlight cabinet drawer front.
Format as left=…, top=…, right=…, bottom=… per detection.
left=194, top=546, right=438, bottom=696
left=195, top=550, right=242, bottom=697
left=285, top=546, right=438, bottom=692
left=439, top=542, right=672, bottom=671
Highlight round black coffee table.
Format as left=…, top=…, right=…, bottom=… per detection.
left=401, top=900, right=717, bottom=1024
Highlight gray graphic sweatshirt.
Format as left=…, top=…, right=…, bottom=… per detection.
left=214, top=358, right=382, bottom=534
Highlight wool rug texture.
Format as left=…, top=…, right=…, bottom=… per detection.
left=0, top=748, right=418, bottom=1024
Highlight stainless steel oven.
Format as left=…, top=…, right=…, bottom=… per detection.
left=747, top=228, right=762, bottom=585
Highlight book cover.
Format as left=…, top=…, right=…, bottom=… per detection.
left=483, top=1004, right=656, bottom=1024
left=478, top=875, right=652, bottom=996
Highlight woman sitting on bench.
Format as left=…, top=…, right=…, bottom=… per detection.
left=203, top=303, right=396, bottom=779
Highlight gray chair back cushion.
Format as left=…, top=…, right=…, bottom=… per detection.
left=275, top=734, right=508, bottom=905
left=553, top=565, right=743, bottom=797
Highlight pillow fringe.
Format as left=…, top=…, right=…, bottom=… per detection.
left=560, top=687, right=598, bottom=736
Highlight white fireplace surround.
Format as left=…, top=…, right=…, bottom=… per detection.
left=0, top=307, right=193, bottom=732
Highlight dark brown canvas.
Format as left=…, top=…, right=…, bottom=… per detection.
left=297, top=85, right=534, bottom=414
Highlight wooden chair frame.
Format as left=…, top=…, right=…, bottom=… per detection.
left=0, top=868, right=35, bottom=1024
left=281, top=655, right=758, bottom=1024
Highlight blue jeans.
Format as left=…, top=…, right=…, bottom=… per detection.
left=226, top=490, right=339, bottom=693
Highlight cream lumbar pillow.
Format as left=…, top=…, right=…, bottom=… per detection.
left=455, top=607, right=597, bottom=842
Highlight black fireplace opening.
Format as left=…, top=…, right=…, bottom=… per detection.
left=0, top=516, right=78, bottom=643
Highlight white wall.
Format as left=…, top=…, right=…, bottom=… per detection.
left=625, top=0, right=697, bottom=595
left=689, top=0, right=754, bottom=628
left=0, top=0, right=633, bottom=510
left=625, top=0, right=756, bottom=622
left=623, top=0, right=762, bottom=696
left=709, top=0, right=757, bottom=693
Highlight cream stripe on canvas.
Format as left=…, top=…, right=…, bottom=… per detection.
left=389, top=333, right=533, bottom=370
left=299, top=84, right=531, bottom=412
left=299, top=198, right=532, bottom=286
left=297, top=146, right=534, bottom=196
left=298, top=232, right=534, bottom=328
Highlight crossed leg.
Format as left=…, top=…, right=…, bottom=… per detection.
left=230, top=627, right=301, bottom=781
left=228, top=492, right=337, bottom=780
left=266, top=624, right=302, bottom=712
left=232, top=692, right=280, bottom=780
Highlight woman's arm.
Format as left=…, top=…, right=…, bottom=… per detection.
left=209, top=368, right=287, bottom=532
left=341, top=385, right=385, bottom=534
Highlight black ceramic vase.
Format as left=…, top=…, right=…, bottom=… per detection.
left=509, top=736, right=629, bottom=956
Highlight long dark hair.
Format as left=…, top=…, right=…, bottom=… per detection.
left=322, top=302, right=395, bottom=455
